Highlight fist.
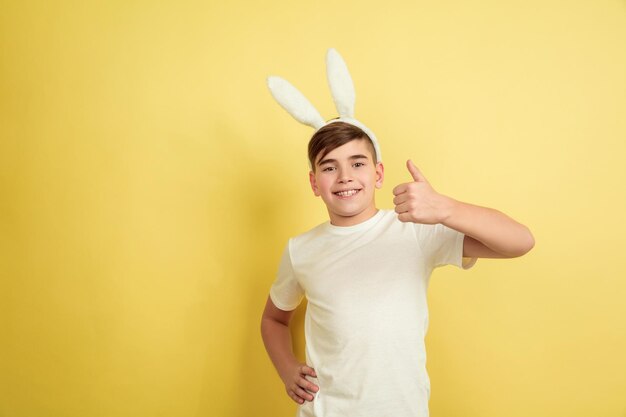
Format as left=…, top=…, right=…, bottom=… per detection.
left=392, top=160, right=450, bottom=224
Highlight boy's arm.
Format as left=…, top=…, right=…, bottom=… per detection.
left=443, top=199, right=534, bottom=258
left=260, top=295, right=299, bottom=378
left=260, top=295, right=319, bottom=404
left=462, top=234, right=512, bottom=258
left=393, top=159, right=535, bottom=258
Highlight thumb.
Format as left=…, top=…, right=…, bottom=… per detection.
left=407, top=159, right=427, bottom=182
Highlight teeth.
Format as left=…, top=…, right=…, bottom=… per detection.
left=335, top=189, right=359, bottom=197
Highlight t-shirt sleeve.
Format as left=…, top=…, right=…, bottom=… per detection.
left=414, top=223, right=477, bottom=270
left=268, top=240, right=305, bottom=311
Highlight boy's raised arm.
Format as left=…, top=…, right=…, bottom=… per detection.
left=393, top=159, right=534, bottom=258
left=441, top=198, right=534, bottom=258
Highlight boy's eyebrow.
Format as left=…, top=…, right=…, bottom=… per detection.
left=317, top=154, right=369, bottom=166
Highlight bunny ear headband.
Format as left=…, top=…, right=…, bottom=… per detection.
left=266, top=48, right=382, bottom=169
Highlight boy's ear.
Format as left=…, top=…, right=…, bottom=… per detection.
left=375, top=162, right=384, bottom=189
left=309, top=170, right=321, bottom=196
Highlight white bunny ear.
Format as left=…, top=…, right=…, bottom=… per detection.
left=326, top=48, right=355, bottom=118
left=266, top=76, right=325, bottom=130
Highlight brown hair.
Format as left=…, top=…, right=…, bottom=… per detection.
left=308, top=121, right=377, bottom=172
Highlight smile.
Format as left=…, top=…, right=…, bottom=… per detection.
left=333, top=189, right=361, bottom=197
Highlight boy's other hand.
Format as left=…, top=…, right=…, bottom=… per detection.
left=393, top=159, right=453, bottom=224
left=281, top=362, right=319, bottom=405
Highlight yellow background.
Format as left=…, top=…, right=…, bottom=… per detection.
left=1, top=1, right=625, bottom=416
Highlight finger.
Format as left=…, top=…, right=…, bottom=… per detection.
left=394, top=202, right=410, bottom=214
left=301, top=365, right=316, bottom=378
left=407, top=159, right=427, bottom=183
left=398, top=212, right=412, bottom=222
left=392, top=183, right=408, bottom=196
left=299, top=377, right=319, bottom=393
left=294, top=385, right=315, bottom=401
left=288, top=389, right=305, bottom=404
left=393, top=193, right=409, bottom=206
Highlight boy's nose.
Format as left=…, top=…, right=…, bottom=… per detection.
left=337, top=167, right=354, bottom=183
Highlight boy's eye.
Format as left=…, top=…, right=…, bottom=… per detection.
left=321, top=163, right=364, bottom=171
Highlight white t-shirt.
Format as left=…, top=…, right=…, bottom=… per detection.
left=269, top=209, right=477, bottom=417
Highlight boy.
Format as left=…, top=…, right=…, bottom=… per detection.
left=261, top=49, right=534, bottom=417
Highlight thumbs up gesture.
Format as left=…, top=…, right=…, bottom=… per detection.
left=393, top=160, right=451, bottom=224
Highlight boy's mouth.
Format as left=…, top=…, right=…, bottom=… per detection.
left=333, top=188, right=362, bottom=198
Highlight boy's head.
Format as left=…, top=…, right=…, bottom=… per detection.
left=307, top=121, right=384, bottom=226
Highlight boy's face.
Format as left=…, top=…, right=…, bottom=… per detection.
left=309, top=139, right=384, bottom=227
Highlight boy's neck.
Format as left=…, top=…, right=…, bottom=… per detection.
left=328, top=206, right=379, bottom=227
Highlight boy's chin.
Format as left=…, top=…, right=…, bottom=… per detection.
left=323, top=203, right=376, bottom=217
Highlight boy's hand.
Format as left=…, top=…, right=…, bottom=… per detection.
left=280, top=362, right=319, bottom=405
left=393, top=159, right=453, bottom=224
